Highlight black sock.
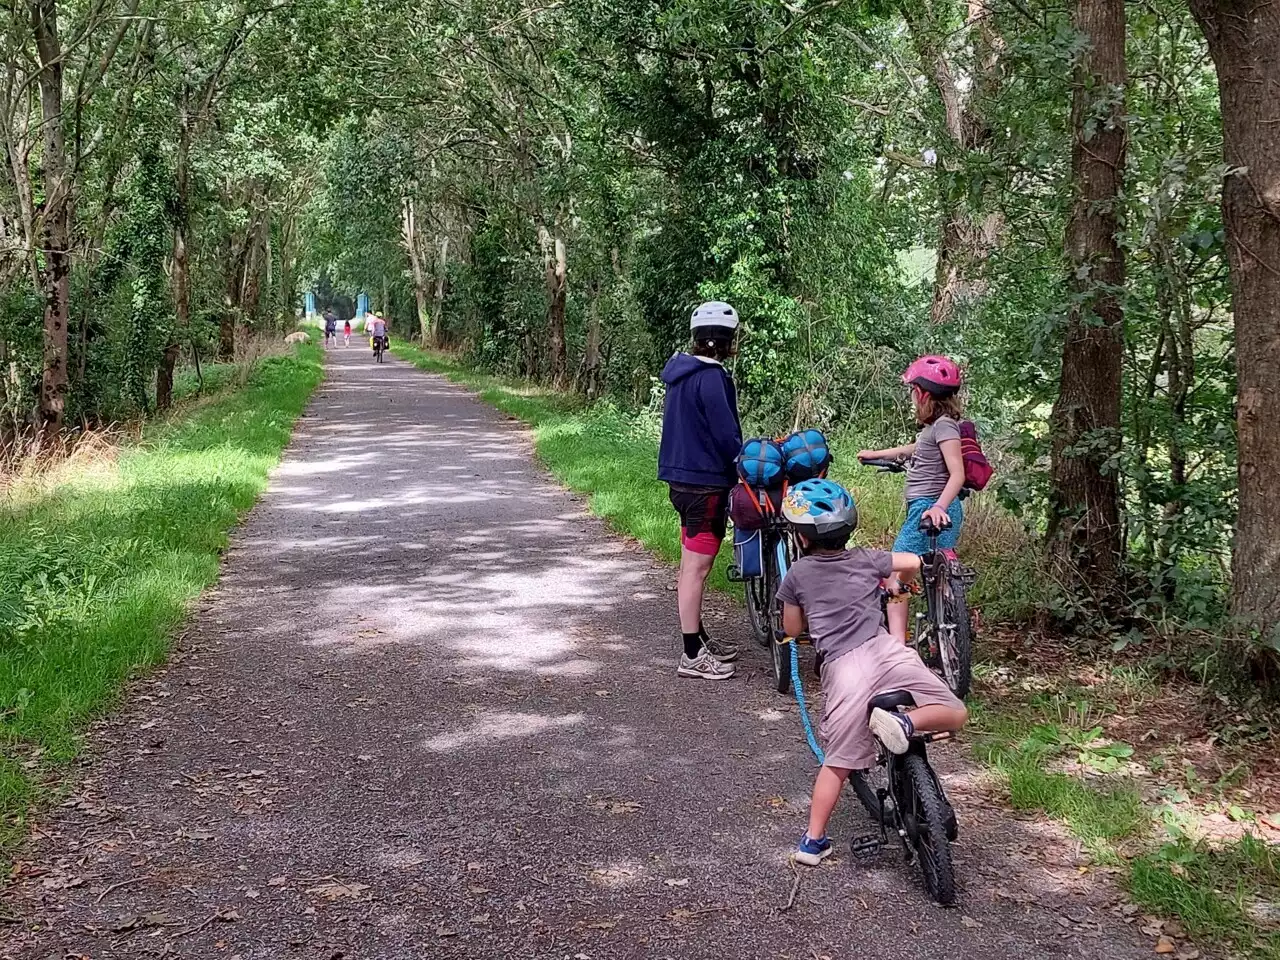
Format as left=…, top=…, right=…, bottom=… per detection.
left=698, top=623, right=709, bottom=641
left=683, top=632, right=703, bottom=659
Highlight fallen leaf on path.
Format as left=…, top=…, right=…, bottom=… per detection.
left=305, top=881, right=370, bottom=901
left=960, top=916, right=981, bottom=929
left=267, top=876, right=287, bottom=886
left=1155, top=936, right=1176, bottom=954
left=436, top=927, right=457, bottom=937
left=586, top=919, right=618, bottom=930
left=664, top=878, right=689, bottom=888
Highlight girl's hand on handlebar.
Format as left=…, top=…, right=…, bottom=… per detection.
left=922, top=504, right=951, bottom=529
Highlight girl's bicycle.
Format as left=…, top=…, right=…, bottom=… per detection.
left=859, top=458, right=976, bottom=699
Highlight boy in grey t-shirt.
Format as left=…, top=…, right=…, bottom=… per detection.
left=776, top=479, right=967, bottom=867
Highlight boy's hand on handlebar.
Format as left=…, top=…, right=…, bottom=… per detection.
left=921, top=504, right=952, bottom=530
left=857, top=449, right=878, bottom=463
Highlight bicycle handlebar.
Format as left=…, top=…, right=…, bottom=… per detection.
left=859, top=457, right=906, bottom=473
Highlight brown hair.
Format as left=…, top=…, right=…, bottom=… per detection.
left=914, top=389, right=964, bottom=425
left=691, top=329, right=736, bottom=363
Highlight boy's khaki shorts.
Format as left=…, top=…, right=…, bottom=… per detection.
left=819, top=632, right=963, bottom=770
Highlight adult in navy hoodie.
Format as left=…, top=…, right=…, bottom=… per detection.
left=659, top=300, right=743, bottom=681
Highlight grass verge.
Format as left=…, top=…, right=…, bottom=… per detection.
left=0, top=343, right=323, bottom=853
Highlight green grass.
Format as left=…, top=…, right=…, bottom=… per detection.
left=1130, top=836, right=1280, bottom=959
left=0, top=344, right=323, bottom=851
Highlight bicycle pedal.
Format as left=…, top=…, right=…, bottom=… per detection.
left=850, top=834, right=883, bottom=856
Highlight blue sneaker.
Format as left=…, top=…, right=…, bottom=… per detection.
left=795, top=834, right=833, bottom=866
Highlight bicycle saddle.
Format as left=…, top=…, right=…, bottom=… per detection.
left=868, top=690, right=916, bottom=714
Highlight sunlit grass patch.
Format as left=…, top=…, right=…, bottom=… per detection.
left=0, top=343, right=323, bottom=857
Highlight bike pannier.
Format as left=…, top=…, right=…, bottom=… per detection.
left=729, top=482, right=783, bottom=530
left=733, top=526, right=764, bottom=579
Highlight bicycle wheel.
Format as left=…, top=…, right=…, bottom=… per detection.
left=849, top=768, right=894, bottom=826
left=937, top=568, right=973, bottom=700
left=767, top=539, right=791, bottom=694
left=745, top=575, right=770, bottom=647
left=900, top=753, right=957, bottom=905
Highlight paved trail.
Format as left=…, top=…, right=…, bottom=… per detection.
left=5, top=347, right=1154, bottom=959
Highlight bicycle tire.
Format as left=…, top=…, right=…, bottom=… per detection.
left=938, top=568, right=973, bottom=700
left=745, top=575, right=770, bottom=647
left=850, top=768, right=894, bottom=826
left=767, top=539, right=791, bottom=694
left=901, top=753, right=957, bottom=906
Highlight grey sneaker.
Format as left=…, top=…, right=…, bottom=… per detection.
left=702, top=634, right=739, bottom=663
left=678, top=648, right=737, bottom=680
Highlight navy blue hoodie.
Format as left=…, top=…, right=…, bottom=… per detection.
left=658, top=354, right=742, bottom=488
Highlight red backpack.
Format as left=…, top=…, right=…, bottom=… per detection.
left=958, top=420, right=994, bottom=491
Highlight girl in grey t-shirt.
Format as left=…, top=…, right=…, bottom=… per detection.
left=858, top=355, right=968, bottom=642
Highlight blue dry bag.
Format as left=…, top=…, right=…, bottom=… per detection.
left=781, top=429, right=832, bottom=483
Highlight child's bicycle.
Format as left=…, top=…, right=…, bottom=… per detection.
left=859, top=457, right=976, bottom=699
left=850, top=690, right=960, bottom=905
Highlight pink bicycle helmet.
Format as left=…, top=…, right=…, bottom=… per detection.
left=903, top=355, right=962, bottom=396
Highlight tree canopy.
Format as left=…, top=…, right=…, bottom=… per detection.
left=2, top=0, right=1278, bottom=655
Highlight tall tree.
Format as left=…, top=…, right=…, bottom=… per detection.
left=31, top=0, right=72, bottom=436
left=1188, top=1, right=1280, bottom=632
left=1045, top=0, right=1127, bottom=610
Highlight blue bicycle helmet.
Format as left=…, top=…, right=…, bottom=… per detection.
left=782, top=478, right=858, bottom=537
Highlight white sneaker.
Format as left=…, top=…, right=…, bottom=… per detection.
left=702, top=634, right=739, bottom=663
left=678, top=648, right=736, bottom=680
left=869, top=707, right=912, bottom=755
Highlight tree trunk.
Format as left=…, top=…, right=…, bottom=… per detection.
left=402, top=198, right=432, bottom=343
left=585, top=275, right=602, bottom=400
left=1189, top=1, right=1280, bottom=632
left=432, top=235, right=449, bottom=346
left=32, top=0, right=71, bottom=437
left=157, top=123, right=190, bottom=411
left=903, top=0, right=1005, bottom=324
left=1045, top=0, right=1127, bottom=611
left=542, top=227, right=567, bottom=386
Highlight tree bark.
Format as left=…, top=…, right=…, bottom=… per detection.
left=902, top=0, right=1005, bottom=324
left=541, top=227, right=567, bottom=386
left=1188, top=1, right=1280, bottom=632
left=1045, top=0, right=1127, bottom=610
left=157, top=122, right=190, bottom=411
left=32, top=0, right=72, bottom=437
left=585, top=276, right=602, bottom=400
left=402, top=198, right=432, bottom=343
left=432, top=235, right=449, bottom=346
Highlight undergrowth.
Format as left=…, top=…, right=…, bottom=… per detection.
left=0, top=343, right=323, bottom=854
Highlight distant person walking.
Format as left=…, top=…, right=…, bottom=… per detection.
left=343, top=320, right=352, bottom=346
left=657, top=301, right=743, bottom=680
left=323, top=308, right=338, bottom=348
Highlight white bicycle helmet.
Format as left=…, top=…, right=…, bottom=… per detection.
left=691, top=301, right=739, bottom=332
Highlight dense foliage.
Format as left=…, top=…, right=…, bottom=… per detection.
left=3, top=0, right=1278, bottom=650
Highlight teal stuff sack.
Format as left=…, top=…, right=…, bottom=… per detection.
left=781, top=429, right=831, bottom=482
left=737, top=438, right=785, bottom=488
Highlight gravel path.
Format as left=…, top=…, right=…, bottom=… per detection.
left=3, top=346, right=1157, bottom=959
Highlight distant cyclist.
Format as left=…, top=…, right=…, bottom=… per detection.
left=366, top=312, right=388, bottom=350
left=657, top=300, right=742, bottom=680
left=323, top=308, right=338, bottom=347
